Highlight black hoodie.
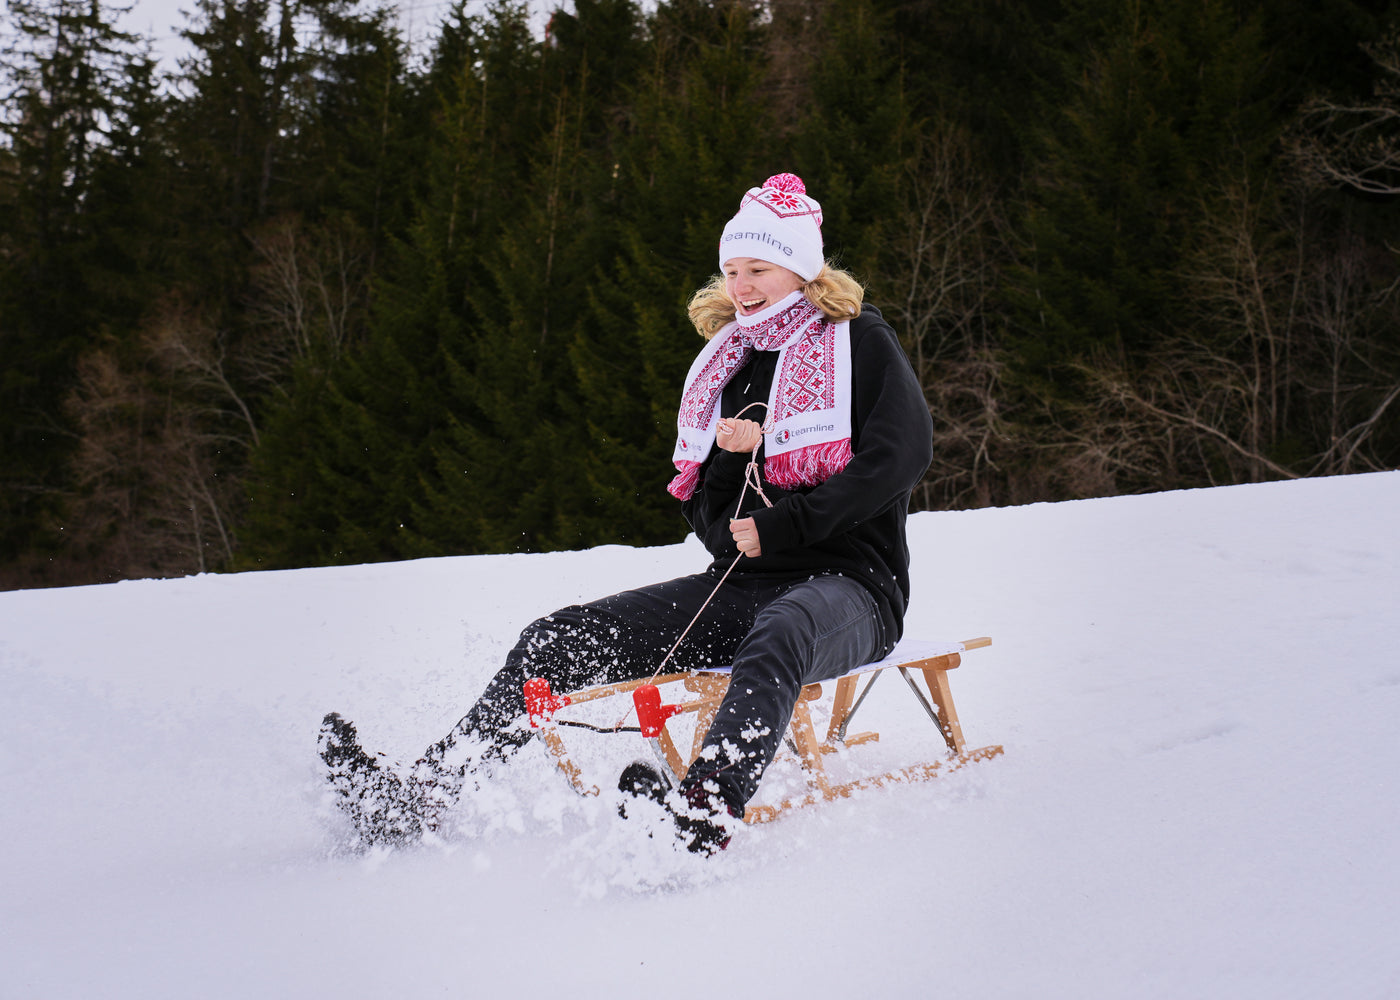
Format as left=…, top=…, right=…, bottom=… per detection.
left=679, top=303, right=933, bottom=651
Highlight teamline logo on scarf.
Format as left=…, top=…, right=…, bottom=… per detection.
left=669, top=291, right=853, bottom=501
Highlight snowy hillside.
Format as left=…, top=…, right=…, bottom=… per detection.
left=3, top=472, right=1398, bottom=998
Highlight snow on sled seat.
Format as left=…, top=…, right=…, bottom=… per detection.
left=523, top=637, right=1003, bottom=824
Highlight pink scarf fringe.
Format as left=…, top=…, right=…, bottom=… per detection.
left=764, top=439, right=853, bottom=490
left=668, top=462, right=702, bottom=500
left=667, top=439, right=852, bottom=501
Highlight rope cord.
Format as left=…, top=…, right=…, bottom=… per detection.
left=600, top=402, right=775, bottom=732
left=644, top=400, right=772, bottom=683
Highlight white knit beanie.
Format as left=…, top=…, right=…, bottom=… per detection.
left=718, top=172, right=824, bottom=281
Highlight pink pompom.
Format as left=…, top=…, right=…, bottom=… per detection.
left=764, top=172, right=806, bottom=195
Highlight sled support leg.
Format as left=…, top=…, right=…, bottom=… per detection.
left=537, top=725, right=598, bottom=797
left=826, top=672, right=882, bottom=747
left=684, top=674, right=730, bottom=772
left=921, top=662, right=965, bottom=754
left=787, top=690, right=832, bottom=797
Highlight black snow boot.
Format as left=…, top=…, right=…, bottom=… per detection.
left=617, top=761, right=739, bottom=857
left=617, top=759, right=670, bottom=810
left=319, top=712, right=434, bottom=847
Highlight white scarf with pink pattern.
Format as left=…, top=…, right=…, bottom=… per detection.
left=669, top=291, right=852, bottom=501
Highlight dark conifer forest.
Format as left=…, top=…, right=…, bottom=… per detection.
left=3, top=0, right=1399, bottom=588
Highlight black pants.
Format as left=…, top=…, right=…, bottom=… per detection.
left=424, top=571, right=885, bottom=812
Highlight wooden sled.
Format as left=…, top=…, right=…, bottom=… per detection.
left=524, top=637, right=1003, bottom=824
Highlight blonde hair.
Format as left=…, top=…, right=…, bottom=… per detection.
left=686, top=264, right=866, bottom=340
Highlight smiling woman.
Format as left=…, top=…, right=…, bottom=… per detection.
left=723, top=259, right=804, bottom=318
left=319, top=172, right=934, bottom=857
left=685, top=175, right=864, bottom=339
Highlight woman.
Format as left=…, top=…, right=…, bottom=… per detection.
left=320, top=173, right=934, bottom=854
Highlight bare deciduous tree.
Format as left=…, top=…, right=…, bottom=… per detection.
left=64, top=341, right=239, bottom=579
left=1293, top=33, right=1400, bottom=196
left=1077, top=177, right=1399, bottom=490
left=245, top=216, right=369, bottom=382
left=1293, top=228, right=1400, bottom=476
left=57, top=216, right=373, bottom=581
left=881, top=126, right=1011, bottom=509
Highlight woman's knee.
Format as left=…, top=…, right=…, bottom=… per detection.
left=506, top=605, right=621, bottom=690
left=735, top=577, right=881, bottom=686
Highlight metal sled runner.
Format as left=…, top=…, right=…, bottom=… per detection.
left=523, top=637, right=1003, bottom=824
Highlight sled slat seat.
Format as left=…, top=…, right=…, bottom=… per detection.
left=526, top=636, right=1002, bottom=823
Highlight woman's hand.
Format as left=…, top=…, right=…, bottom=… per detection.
left=716, top=418, right=763, bottom=454
left=729, top=517, right=762, bottom=558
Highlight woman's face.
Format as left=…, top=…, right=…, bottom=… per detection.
left=723, top=258, right=805, bottom=318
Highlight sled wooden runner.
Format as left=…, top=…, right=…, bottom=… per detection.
left=524, top=637, right=1003, bottom=824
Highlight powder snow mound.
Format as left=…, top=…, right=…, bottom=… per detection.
left=3, top=471, right=1399, bottom=998
left=554, top=788, right=736, bottom=898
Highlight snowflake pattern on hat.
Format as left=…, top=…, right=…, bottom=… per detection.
left=739, top=173, right=824, bottom=227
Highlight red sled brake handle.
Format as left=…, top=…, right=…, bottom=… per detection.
left=633, top=684, right=683, bottom=738
left=524, top=677, right=571, bottom=728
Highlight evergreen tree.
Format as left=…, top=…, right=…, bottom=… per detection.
left=786, top=0, right=913, bottom=284
left=1002, top=0, right=1278, bottom=497
left=413, top=0, right=653, bottom=553
left=299, top=0, right=416, bottom=264
left=871, top=0, right=1063, bottom=175
left=238, top=0, right=548, bottom=566
left=562, top=0, right=775, bottom=548
left=0, top=0, right=161, bottom=581
left=166, top=0, right=299, bottom=299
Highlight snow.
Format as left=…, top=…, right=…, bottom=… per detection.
left=3, top=471, right=1399, bottom=998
